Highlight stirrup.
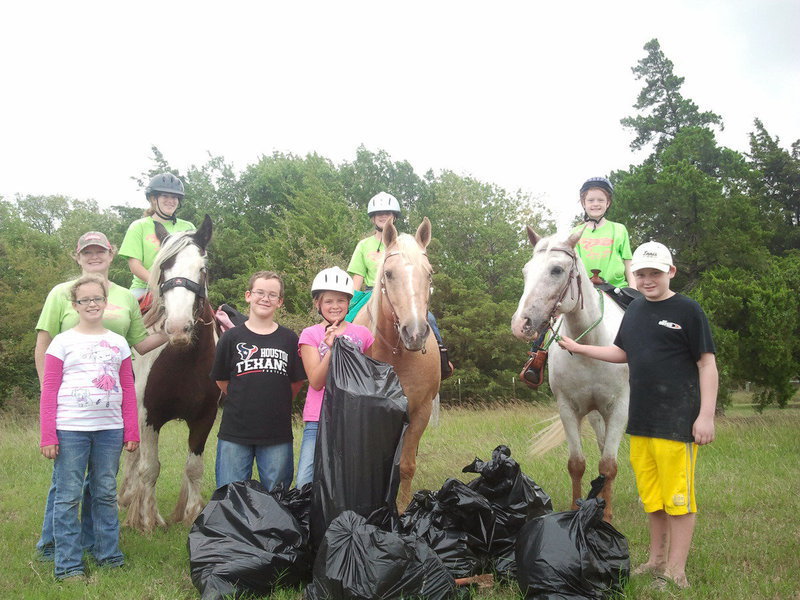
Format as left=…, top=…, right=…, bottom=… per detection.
left=519, top=349, right=548, bottom=389
left=439, top=343, right=454, bottom=380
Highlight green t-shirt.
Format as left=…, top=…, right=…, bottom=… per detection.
left=118, top=216, right=195, bottom=290
left=36, top=280, right=148, bottom=347
left=571, top=220, right=633, bottom=289
left=347, top=235, right=384, bottom=288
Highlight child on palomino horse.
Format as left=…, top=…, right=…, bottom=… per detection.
left=558, top=241, right=718, bottom=591
left=39, top=275, right=140, bottom=582
left=33, top=232, right=166, bottom=563
left=521, top=177, right=637, bottom=386
left=210, top=271, right=307, bottom=491
left=118, top=173, right=195, bottom=306
left=345, top=192, right=453, bottom=379
left=296, top=267, right=374, bottom=486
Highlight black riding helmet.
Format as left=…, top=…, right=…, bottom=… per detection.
left=145, top=173, right=185, bottom=223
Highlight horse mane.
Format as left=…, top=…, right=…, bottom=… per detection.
left=364, top=233, right=427, bottom=337
left=143, top=231, right=200, bottom=329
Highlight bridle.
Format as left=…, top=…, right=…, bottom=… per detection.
left=157, top=256, right=213, bottom=327
left=537, top=245, right=585, bottom=342
left=368, top=248, right=432, bottom=355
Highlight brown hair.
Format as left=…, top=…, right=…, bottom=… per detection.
left=69, top=274, right=108, bottom=302
left=248, top=271, right=284, bottom=297
left=579, top=187, right=612, bottom=206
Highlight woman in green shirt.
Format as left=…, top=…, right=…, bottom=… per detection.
left=118, top=173, right=195, bottom=300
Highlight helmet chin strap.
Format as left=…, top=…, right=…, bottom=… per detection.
left=154, top=197, right=179, bottom=224
left=583, top=212, right=606, bottom=231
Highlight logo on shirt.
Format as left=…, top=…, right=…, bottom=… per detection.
left=658, top=320, right=682, bottom=330
left=236, top=343, right=259, bottom=361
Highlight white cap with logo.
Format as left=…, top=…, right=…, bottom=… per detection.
left=630, top=241, right=674, bottom=273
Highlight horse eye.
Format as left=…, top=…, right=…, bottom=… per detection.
left=551, top=266, right=564, bottom=276
left=385, top=270, right=393, bottom=279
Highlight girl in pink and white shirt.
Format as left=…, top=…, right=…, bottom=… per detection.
left=296, top=267, right=374, bottom=486
left=39, top=275, right=138, bottom=581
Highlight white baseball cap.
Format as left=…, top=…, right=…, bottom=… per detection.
left=631, top=241, right=674, bottom=273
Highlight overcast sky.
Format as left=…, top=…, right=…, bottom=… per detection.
left=1, top=1, right=798, bottom=231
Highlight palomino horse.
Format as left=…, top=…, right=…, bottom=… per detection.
left=353, top=218, right=440, bottom=510
left=118, top=215, right=220, bottom=532
left=511, top=227, right=629, bottom=521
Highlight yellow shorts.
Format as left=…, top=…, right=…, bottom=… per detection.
left=629, top=436, right=698, bottom=515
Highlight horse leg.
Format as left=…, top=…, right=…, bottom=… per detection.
left=398, top=397, right=433, bottom=512
left=596, top=407, right=627, bottom=523
left=587, top=410, right=606, bottom=454
left=123, top=423, right=166, bottom=532
left=170, top=409, right=215, bottom=526
left=117, top=445, right=141, bottom=507
left=558, top=402, right=586, bottom=510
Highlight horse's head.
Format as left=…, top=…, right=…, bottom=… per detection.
left=511, top=226, right=585, bottom=341
left=377, top=217, right=433, bottom=352
left=146, top=214, right=213, bottom=346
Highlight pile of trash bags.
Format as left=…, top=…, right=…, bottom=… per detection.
left=187, top=338, right=629, bottom=599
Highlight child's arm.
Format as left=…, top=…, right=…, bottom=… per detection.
left=40, top=353, right=63, bottom=458
left=557, top=336, right=628, bottom=363
left=120, top=356, right=140, bottom=452
left=301, top=344, right=332, bottom=391
left=34, top=331, right=54, bottom=387
left=624, top=260, right=636, bottom=289
left=133, top=332, right=168, bottom=355
left=216, top=381, right=229, bottom=395
left=693, top=352, right=718, bottom=445
left=127, top=257, right=150, bottom=284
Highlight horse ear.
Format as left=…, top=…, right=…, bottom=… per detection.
left=382, top=219, right=398, bottom=248
left=415, top=217, right=431, bottom=249
left=154, top=222, right=170, bottom=244
left=194, top=214, right=213, bottom=251
left=526, top=226, right=541, bottom=247
left=566, top=223, right=587, bottom=248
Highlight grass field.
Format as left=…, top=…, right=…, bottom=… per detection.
left=1, top=400, right=798, bottom=600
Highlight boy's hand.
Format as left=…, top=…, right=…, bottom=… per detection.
left=41, top=445, right=58, bottom=459
left=557, top=335, right=579, bottom=353
left=692, top=415, right=715, bottom=445
left=124, top=441, right=139, bottom=452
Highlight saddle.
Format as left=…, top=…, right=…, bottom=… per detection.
left=589, top=270, right=643, bottom=309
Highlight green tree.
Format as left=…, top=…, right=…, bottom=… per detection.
left=621, top=39, right=723, bottom=153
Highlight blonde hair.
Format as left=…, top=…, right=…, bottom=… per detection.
left=70, top=275, right=107, bottom=302
left=248, top=271, right=284, bottom=297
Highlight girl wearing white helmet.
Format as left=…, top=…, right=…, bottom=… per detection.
left=347, top=191, right=401, bottom=297
left=295, top=267, right=374, bottom=486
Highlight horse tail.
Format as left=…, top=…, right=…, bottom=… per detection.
left=530, top=414, right=566, bottom=455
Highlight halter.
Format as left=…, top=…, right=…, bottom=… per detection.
left=370, top=248, right=431, bottom=355
left=157, top=258, right=211, bottom=326
left=531, top=245, right=586, bottom=350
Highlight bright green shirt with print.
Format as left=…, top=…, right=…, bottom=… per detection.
left=36, top=280, right=148, bottom=346
left=347, top=235, right=384, bottom=289
left=118, top=217, right=195, bottom=290
left=571, top=220, right=633, bottom=289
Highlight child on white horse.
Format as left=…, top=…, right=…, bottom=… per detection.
left=210, top=271, right=306, bottom=491
left=39, top=275, right=139, bottom=582
left=296, top=267, right=374, bottom=486
left=558, top=241, right=718, bottom=590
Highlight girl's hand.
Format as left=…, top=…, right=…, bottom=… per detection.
left=41, top=445, right=58, bottom=459
left=124, top=441, right=139, bottom=452
left=323, top=319, right=344, bottom=346
left=557, top=335, right=578, bottom=353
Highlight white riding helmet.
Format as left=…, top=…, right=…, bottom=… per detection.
left=367, top=192, right=401, bottom=217
left=311, top=267, right=354, bottom=299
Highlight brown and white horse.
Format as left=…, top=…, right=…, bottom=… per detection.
left=353, top=218, right=441, bottom=510
left=511, top=227, right=629, bottom=521
left=118, top=215, right=220, bottom=532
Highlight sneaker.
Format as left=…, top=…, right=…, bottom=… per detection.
left=58, top=572, right=87, bottom=584
left=34, top=547, right=55, bottom=563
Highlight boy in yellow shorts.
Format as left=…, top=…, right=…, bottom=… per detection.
left=558, top=241, right=718, bottom=590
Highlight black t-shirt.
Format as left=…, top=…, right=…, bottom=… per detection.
left=210, top=323, right=306, bottom=445
left=615, top=293, right=715, bottom=443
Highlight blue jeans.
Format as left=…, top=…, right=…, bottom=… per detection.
left=53, top=429, right=124, bottom=579
left=215, top=438, right=293, bottom=491
left=37, top=474, right=94, bottom=559
left=295, top=421, right=319, bottom=487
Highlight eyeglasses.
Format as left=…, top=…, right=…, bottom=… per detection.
left=249, top=290, right=281, bottom=302
left=73, top=297, right=107, bottom=306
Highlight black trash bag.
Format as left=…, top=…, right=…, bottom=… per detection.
left=309, top=337, right=409, bottom=549
left=462, top=444, right=553, bottom=577
left=272, top=482, right=313, bottom=538
left=515, top=476, right=630, bottom=600
left=399, top=478, right=495, bottom=578
left=188, top=480, right=312, bottom=600
left=305, top=510, right=457, bottom=600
